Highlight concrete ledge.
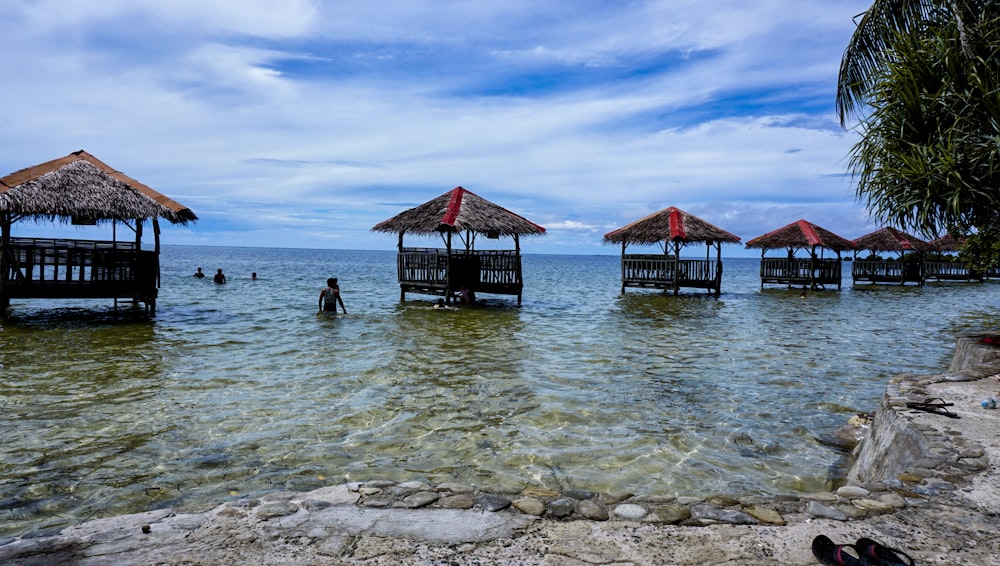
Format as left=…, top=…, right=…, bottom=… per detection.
left=848, top=334, right=1000, bottom=511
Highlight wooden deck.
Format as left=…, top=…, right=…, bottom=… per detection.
left=620, top=254, right=723, bottom=295
left=760, top=257, right=842, bottom=290
left=923, top=261, right=982, bottom=282
left=2, top=237, right=159, bottom=313
left=396, top=248, right=524, bottom=303
left=851, top=260, right=924, bottom=285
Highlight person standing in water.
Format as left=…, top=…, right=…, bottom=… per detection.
left=214, top=269, right=226, bottom=284
left=319, top=277, right=347, bottom=314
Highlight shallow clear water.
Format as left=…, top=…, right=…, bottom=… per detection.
left=2, top=246, right=998, bottom=537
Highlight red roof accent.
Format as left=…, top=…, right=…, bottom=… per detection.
left=797, top=219, right=822, bottom=247
left=440, top=186, right=466, bottom=227
left=669, top=208, right=686, bottom=240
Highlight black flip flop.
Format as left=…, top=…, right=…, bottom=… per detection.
left=856, top=537, right=915, bottom=566
left=811, top=535, right=873, bottom=566
left=905, top=397, right=959, bottom=418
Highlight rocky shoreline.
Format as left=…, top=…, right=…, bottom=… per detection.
left=2, top=335, right=999, bottom=565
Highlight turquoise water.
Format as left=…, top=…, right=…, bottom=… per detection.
left=2, top=246, right=999, bottom=537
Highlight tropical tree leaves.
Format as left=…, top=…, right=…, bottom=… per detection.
left=839, top=1, right=1000, bottom=241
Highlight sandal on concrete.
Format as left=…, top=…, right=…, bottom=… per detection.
left=855, top=537, right=914, bottom=566
left=812, top=535, right=871, bottom=566
left=905, top=398, right=959, bottom=418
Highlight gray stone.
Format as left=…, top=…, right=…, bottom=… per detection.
left=598, top=492, right=634, bottom=505
left=576, top=499, right=608, bottom=521
left=877, top=493, right=907, bottom=509
left=360, top=495, right=395, bottom=508
left=956, top=457, right=989, bottom=471
left=743, top=505, right=786, bottom=526
left=399, top=481, right=432, bottom=490
left=512, top=497, right=546, bottom=516
left=477, top=494, right=511, bottom=512
left=836, top=486, right=870, bottom=499
left=690, top=504, right=757, bottom=525
left=613, top=503, right=648, bottom=520
left=399, top=491, right=439, bottom=509
left=547, top=497, right=577, bottom=518
left=801, top=492, right=838, bottom=502
left=652, top=504, right=691, bottom=524
left=807, top=501, right=848, bottom=521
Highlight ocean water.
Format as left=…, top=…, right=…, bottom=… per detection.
left=2, top=245, right=999, bottom=537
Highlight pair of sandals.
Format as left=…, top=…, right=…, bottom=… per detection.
left=905, top=397, right=959, bottom=418
left=812, top=535, right=914, bottom=566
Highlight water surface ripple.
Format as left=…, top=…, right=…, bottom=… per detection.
left=1, top=247, right=998, bottom=537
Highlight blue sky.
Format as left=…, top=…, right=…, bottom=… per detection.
left=1, top=0, right=877, bottom=256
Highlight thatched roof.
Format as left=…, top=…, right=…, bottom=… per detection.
left=929, top=233, right=964, bottom=252
left=851, top=227, right=929, bottom=253
left=0, top=150, right=197, bottom=224
left=371, top=186, right=546, bottom=237
left=602, top=207, right=741, bottom=246
left=744, top=219, right=854, bottom=252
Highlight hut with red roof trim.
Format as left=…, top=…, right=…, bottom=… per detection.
left=372, top=186, right=545, bottom=305
left=602, top=207, right=741, bottom=296
left=744, top=219, right=853, bottom=290
left=850, top=227, right=928, bottom=285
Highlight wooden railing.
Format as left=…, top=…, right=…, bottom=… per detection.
left=396, top=248, right=522, bottom=293
left=759, top=258, right=842, bottom=288
left=397, top=248, right=449, bottom=286
left=924, top=261, right=980, bottom=282
left=3, top=237, right=158, bottom=301
left=620, top=255, right=721, bottom=293
left=852, top=260, right=923, bottom=284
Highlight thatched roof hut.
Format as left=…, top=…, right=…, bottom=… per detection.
left=851, top=227, right=929, bottom=254
left=603, top=207, right=741, bottom=247
left=746, top=220, right=852, bottom=290
left=372, top=186, right=545, bottom=241
left=745, top=219, right=854, bottom=253
left=372, top=186, right=545, bottom=304
left=1, top=150, right=196, bottom=317
left=1, top=150, right=197, bottom=225
left=603, top=207, right=740, bottom=296
left=929, top=233, right=964, bottom=252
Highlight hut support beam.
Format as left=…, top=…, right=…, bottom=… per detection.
left=620, top=242, right=627, bottom=294
left=0, top=212, right=9, bottom=318
left=515, top=234, right=522, bottom=305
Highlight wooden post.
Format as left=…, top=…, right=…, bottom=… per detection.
left=397, top=233, right=405, bottom=301
left=0, top=212, right=10, bottom=318
left=445, top=231, right=453, bottom=304
left=714, top=241, right=723, bottom=296
left=672, top=241, right=680, bottom=295
left=515, top=234, right=522, bottom=305
left=620, top=242, right=626, bottom=294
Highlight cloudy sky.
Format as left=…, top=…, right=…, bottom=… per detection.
left=2, top=0, right=876, bottom=255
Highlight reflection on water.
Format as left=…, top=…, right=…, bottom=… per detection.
left=1, top=247, right=998, bottom=537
